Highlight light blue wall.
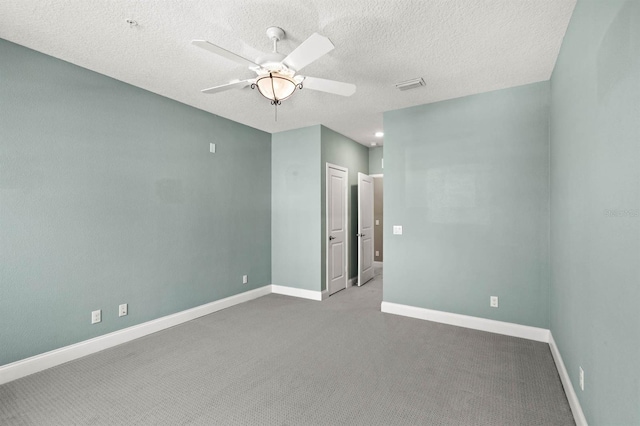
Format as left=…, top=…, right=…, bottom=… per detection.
left=383, top=82, right=550, bottom=329
left=368, top=147, right=384, bottom=175
left=271, top=126, right=322, bottom=291
left=271, top=125, right=367, bottom=292
left=549, top=0, right=640, bottom=423
left=0, top=39, right=272, bottom=366
left=320, top=126, right=369, bottom=287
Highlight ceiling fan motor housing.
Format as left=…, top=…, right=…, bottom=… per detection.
left=255, top=52, right=288, bottom=72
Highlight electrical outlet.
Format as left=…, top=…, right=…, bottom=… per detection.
left=579, top=367, right=584, bottom=391
left=393, top=225, right=403, bottom=235
left=490, top=296, right=499, bottom=308
left=242, top=275, right=248, bottom=284
left=91, top=310, right=101, bottom=324
left=375, top=250, right=380, bottom=257
left=119, top=303, right=128, bottom=317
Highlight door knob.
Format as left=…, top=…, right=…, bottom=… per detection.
left=329, top=236, right=336, bottom=240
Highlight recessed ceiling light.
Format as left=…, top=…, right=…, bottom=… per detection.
left=375, top=132, right=384, bottom=138
left=371, top=142, right=377, bottom=146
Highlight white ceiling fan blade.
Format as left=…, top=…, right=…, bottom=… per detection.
left=302, top=77, right=356, bottom=97
left=201, top=79, right=254, bottom=94
left=283, top=33, right=334, bottom=72
left=192, top=40, right=260, bottom=69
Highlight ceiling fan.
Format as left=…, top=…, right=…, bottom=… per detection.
left=192, top=27, right=356, bottom=110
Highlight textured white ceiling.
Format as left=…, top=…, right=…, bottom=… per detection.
left=0, top=0, right=575, bottom=146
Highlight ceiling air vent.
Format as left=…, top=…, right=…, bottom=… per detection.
left=395, top=77, right=425, bottom=91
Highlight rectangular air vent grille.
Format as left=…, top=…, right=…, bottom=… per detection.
left=395, top=77, right=425, bottom=91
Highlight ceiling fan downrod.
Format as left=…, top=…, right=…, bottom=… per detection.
left=266, top=26, right=285, bottom=53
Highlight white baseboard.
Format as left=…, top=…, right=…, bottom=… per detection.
left=373, top=261, right=383, bottom=267
left=380, top=302, right=585, bottom=423
left=0, top=285, right=272, bottom=386
left=549, top=333, right=588, bottom=426
left=1, top=285, right=584, bottom=426
left=380, top=301, right=550, bottom=343
left=271, top=285, right=323, bottom=301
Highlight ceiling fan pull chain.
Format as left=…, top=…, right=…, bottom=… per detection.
left=270, top=72, right=279, bottom=122
left=270, top=99, right=281, bottom=121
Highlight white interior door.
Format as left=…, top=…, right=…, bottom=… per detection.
left=327, top=165, right=347, bottom=295
left=358, top=173, right=375, bottom=286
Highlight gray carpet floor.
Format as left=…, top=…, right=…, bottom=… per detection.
left=1, top=269, right=574, bottom=425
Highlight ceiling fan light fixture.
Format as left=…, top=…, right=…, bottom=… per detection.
left=254, top=72, right=299, bottom=103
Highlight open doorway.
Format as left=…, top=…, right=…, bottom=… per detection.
left=356, top=173, right=384, bottom=286
left=372, top=176, right=383, bottom=264
left=322, top=140, right=383, bottom=296
left=371, top=175, right=383, bottom=280
left=357, top=173, right=375, bottom=286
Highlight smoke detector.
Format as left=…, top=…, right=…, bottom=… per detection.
left=395, top=77, right=425, bottom=91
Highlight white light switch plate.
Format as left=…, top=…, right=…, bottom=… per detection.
left=376, top=219, right=380, bottom=225
left=393, top=225, right=403, bottom=235
left=210, top=143, right=216, bottom=153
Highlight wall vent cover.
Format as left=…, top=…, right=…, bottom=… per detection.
left=395, top=77, right=426, bottom=91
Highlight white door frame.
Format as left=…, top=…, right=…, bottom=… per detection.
left=325, top=163, right=349, bottom=295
